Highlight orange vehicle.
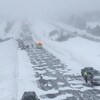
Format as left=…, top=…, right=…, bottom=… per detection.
left=36, top=41, right=43, bottom=49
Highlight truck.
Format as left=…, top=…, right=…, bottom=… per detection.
left=81, top=67, right=100, bottom=86
left=36, top=41, right=43, bottom=49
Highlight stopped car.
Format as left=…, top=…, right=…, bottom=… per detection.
left=36, top=41, right=43, bottom=49
left=81, top=67, right=100, bottom=85
left=21, top=91, right=40, bottom=100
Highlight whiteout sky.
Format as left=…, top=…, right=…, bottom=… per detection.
left=0, top=0, right=100, bottom=19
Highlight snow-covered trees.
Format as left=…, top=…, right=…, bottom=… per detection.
left=87, top=25, right=100, bottom=36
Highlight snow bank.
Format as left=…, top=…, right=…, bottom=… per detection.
left=0, top=21, right=6, bottom=38
left=0, top=39, right=18, bottom=100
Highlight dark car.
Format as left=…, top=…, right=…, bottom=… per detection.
left=21, top=91, right=40, bottom=100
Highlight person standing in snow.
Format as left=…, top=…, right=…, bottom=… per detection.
left=82, top=71, right=94, bottom=84
left=83, top=71, right=88, bottom=83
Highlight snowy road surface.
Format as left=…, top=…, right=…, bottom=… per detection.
left=23, top=47, right=100, bottom=100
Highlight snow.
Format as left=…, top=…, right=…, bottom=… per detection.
left=51, top=20, right=100, bottom=40
left=17, top=50, right=45, bottom=100
left=42, top=76, right=57, bottom=80
left=6, top=21, right=21, bottom=39
left=17, top=49, right=60, bottom=100
left=44, top=37, right=100, bottom=75
left=30, top=20, right=59, bottom=41
left=17, top=50, right=33, bottom=100
left=0, top=21, right=6, bottom=38
left=0, top=19, right=100, bottom=99
left=50, top=34, right=59, bottom=40
left=34, top=70, right=47, bottom=74
left=0, top=39, right=18, bottom=100
left=57, top=82, right=64, bottom=85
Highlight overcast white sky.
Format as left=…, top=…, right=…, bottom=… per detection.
left=0, top=0, right=100, bottom=18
